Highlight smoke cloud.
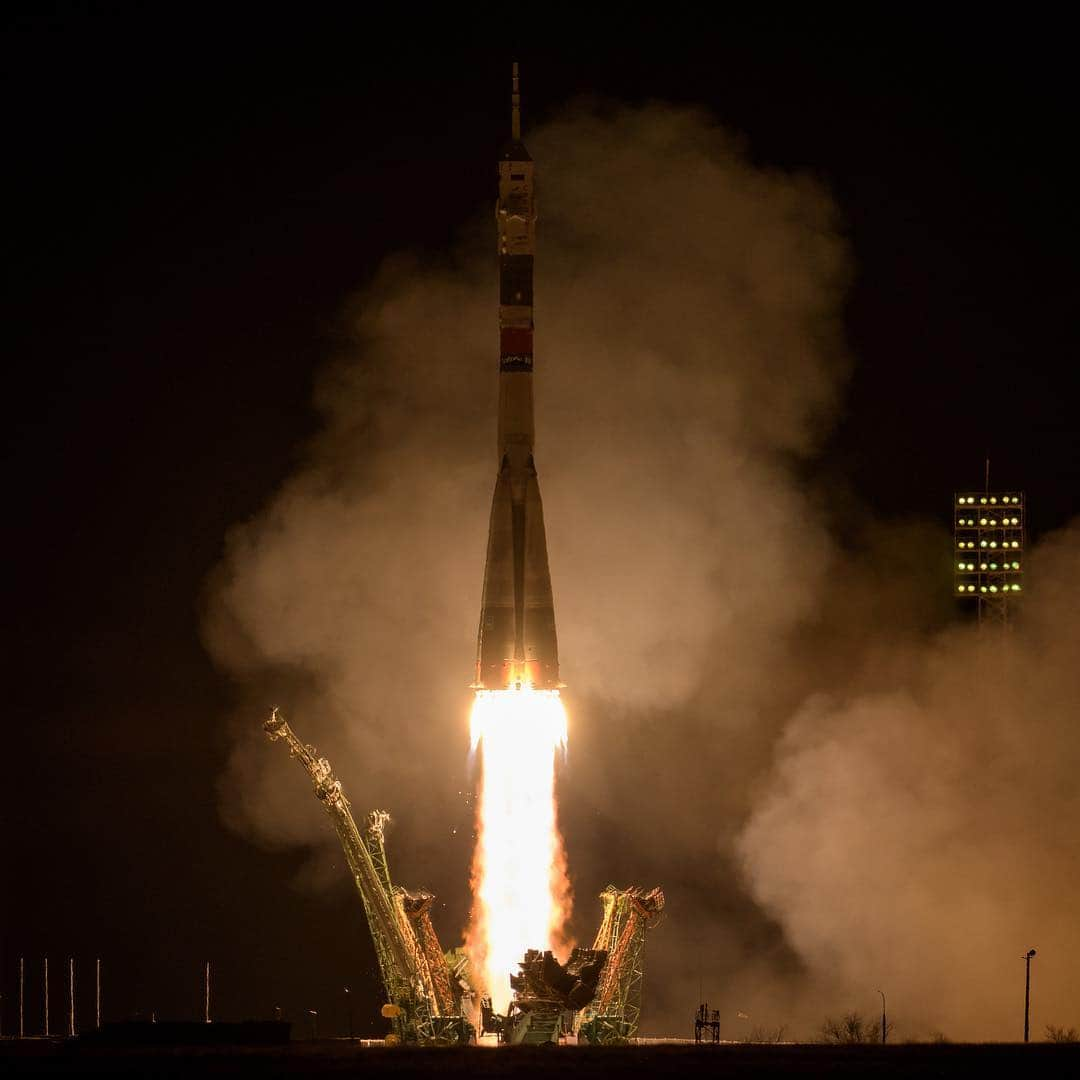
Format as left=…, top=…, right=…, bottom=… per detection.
left=203, top=101, right=1080, bottom=1039
left=737, top=524, right=1080, bottom=1038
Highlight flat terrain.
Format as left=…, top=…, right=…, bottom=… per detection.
left=2, top=1040, right=1079, bottom=1078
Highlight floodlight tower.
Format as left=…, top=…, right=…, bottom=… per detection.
left=954, top=488, right=1025, bottom=626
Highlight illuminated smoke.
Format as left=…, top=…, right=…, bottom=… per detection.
left=195, top=100, right=1080, bottom=1040
left=735, top=521, right=1080, bottom=1038
left=200, top=99, right=851, bottom=1032
left=202, top=99, right=850, bottom=1031
left=466, top=688, right=571, bottom=1013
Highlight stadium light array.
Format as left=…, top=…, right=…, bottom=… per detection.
left=954, top=492, right=1024, bottom=620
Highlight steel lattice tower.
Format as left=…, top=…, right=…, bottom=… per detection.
left=954, top=490, right=1025, bottom=626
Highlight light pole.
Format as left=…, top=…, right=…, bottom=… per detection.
left=344, top=987, right=353, bottom=1042
left=1023, top=949, right=1036, bottom=1043
left=877, top=989, right=887, bottom=1045
left=308, top=1009, right=318, bottom=1041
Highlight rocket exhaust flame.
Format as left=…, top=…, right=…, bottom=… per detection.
left=468, top=687, right=571, bottom=1014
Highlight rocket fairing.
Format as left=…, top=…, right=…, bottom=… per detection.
left=475, top=64, right=561, bottom=692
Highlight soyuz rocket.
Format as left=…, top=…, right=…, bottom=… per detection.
left=474, top=65, right=560, bottom=692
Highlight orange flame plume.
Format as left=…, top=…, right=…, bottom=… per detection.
left=467, top=687, right=571, bottom=1014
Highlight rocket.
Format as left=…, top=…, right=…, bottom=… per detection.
left=474, top=64, right=560, bottom=692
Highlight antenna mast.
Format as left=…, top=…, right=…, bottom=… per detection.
left=511, top=62, right=521, bottom=140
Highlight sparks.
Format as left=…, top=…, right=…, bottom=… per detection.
left=467, top=687, right=571, bottom=1014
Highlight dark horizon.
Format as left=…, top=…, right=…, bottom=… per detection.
left=4, top=12, right=1079, bottom=1038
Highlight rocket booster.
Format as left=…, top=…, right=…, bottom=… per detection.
left=475, top=64, right=560, bottom=691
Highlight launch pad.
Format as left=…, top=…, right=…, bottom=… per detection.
left=263, top=708, right=663, bottom=1046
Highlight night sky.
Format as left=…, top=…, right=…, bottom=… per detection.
left=4, top=10, right=1078, bottom=1035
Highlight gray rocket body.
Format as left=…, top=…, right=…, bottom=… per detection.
left=475, top=67, right=560, bottom=692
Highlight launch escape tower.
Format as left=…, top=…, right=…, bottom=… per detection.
left=954, top=488, right=1025, bottom=627
left=263, top=709, right=473, bottom=1046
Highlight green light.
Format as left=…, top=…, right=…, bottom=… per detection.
left=1012, top=561, right=1020, bottom=570
left=957, top=562, right=965, bottom=570
left=980, top=497, right=988, bottom=504
left=968, top=585, right=976, bottom=592
left=990, top=519, right=997, bottom=526
left=990, top=541, right=998, bottom=548
left=1013, top=584, right=1021, bottom=592
left=980, top=540, right=987, bottom=548
left=1011, top=541, right=1020, bottom=548
left=990, top=563, right=998, bottom=570
left=980, top=586, right=988, bottom=593
left=979, top=517, right=987, bottom=525
left=989, top=585, right=998, bottom=593
left=990, top=497, right=997, bottom=504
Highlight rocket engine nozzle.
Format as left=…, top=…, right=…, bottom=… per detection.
left=472, top=658, right=560, bottom=693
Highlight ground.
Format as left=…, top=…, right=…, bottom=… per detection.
left=2, top=1040, right=1078, bottom=1078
